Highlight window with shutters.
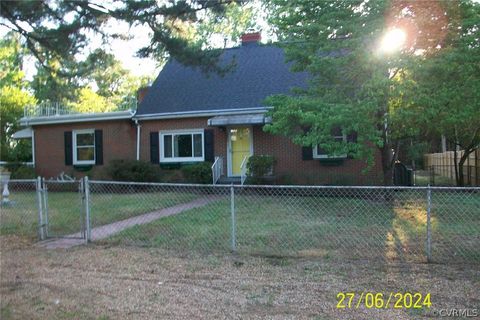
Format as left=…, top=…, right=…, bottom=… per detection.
left=160, top=130, right=204, bottom=162
left=73, top=129, right=96, bottom=165
left=313, top=133, right=347, bottom=159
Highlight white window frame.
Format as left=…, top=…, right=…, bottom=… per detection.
left=73, top=129, right=96, bottom=165
left=159, top=129, right=205, bottom=163
left=313, top=133, right=347, bottom=159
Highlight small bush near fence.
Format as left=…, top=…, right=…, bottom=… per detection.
left=106, top=160, right=162, bottom=182
left=246, top=155, right=276, bottom=184
left=10, top=166, right=36, bottom=179
left=180, top=162, right=212, bottom=184
left=1, top=163, right=36, bottom=179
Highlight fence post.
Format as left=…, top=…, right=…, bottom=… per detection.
left=230, top=184, right=237, bottom=252
left=430, top=166, right=435, bottom=186
left=84, top=176, right=91, bottom=243
left=426, top=185, right=432, bottom=263
left=35, top=176, right=45, bottom=240
left=41, top=177, right=49, bottom=238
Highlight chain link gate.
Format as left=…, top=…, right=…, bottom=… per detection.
left=37, top=177, right=87, bottom=240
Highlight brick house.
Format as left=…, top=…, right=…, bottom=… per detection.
left=18, top=32, right=383, bottom=185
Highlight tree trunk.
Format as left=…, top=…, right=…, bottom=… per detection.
left=454, top=148, right=459, bottom=185
left=458, top=149, right=474, bottom=187
left=381, top=144, right=394, bottom=186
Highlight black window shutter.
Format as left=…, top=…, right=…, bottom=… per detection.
left=301, top=126, right=313, bottom=160
left=64, top=131, right=73, bottom=165
left=302, top=146, right=313, bottom=160
left=204, top=129, right=214, bottom=162
left=150, top=132, right=159, bottom=164
left=94, top=129, right=103, bottom=165
left=347, top=132, right=358, bottom=143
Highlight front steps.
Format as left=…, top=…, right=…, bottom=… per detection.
left=217, top=176, right=242, bottom=185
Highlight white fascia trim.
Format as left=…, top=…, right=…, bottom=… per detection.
left=19, top=110, right=135, bottom=126
left=134, top=107, right=271, bottom=121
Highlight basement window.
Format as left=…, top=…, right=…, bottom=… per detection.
left=160, top=130, right=204, bottom=163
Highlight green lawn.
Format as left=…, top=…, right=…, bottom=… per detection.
left=106, top=190, right=480, bottom=263
left=0, top=191, right=198, bottom=238
left=0, top=192, right=39, bottom=238
left=415, top=170, right=457, bottom=186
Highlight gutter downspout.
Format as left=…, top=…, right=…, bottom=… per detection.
left=32, top=129, right=35, bottom=166
left=135, top=119, right=141, bottom=160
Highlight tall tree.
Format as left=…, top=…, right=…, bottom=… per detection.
left=0, top=33, right=36, bottom=162
left=31, top=55, right=81, bottom=102
left=263, top=0, right=472, bottom=185
left=0, top=0, right=248, bottom=75
left=398, top=1, right=480, bottom=186
left=83, top=49, right=154, bottom=101
left=196, top=2, right=257, bottom=48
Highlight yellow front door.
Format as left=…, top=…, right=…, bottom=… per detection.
left=229, top=127, right=251, bottom=176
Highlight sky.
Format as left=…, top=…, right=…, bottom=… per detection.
left=0, top=21, right=160, bottom=80
left=0, top=1, right=270, bottom=82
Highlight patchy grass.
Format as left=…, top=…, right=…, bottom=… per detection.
left=0, top=238, right=479, bottom=320
left=106, top=191, right=480, bottom=263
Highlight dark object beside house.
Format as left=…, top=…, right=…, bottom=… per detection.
left=393, top=162, right=413, bottom=186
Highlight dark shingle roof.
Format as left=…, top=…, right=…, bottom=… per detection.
left=136, top=43, right=308, bottom=116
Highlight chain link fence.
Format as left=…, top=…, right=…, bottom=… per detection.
left=85, top=181, right=479, bottom=264
left=1, top=178, right=479, bottom=264
left=0, top=179, right=39, bottom=239
left=42, top=180, right=84, bottom=239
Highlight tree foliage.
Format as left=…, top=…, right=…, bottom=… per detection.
left=197, top=2, right=257, bottom=48
left=0, top=33, right=36, bottom=162
left=397, top=1, right=480, bottom=185
left=264, top=0, right=479, bottom=185
left=0, top=0, right=250, bottom=75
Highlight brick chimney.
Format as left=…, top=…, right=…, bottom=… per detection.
left=137, top=86, right=150, bottom=104
left=241, top=31, right=261, bottom=45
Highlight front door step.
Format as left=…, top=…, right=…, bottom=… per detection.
left=217, top=176, right=242, bottom=185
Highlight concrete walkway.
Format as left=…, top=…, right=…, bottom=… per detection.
left=37, top=196, right=219, bottom=249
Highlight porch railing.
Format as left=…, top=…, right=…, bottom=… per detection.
left=23, top=98, right=137, bottom=118
left=240, top=156, right=248, bottom=185
left=211, top=156, right=223, bottom=184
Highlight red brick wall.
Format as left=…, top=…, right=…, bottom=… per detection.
left=252, top=126, right=384, bottom=185
left=141, top=118, right=384, bottom=185
left=33, top=117, right=384, bottom=184
left=33, top=120, right=135, bottom=179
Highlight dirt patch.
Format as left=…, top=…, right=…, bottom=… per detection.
left=1, top=236, right=479, bottom=319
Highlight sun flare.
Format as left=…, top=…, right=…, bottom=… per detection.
left=380, top=28, right=407, bottom=53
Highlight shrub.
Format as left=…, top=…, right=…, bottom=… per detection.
left=1, top=163, right=36, bottom=179
left=181, top=162, right=212, bottom=184
left=10, top=165, right=36, bottom=179
left=162, top=169, right=185, bottom=183
left=106, top=160, right=162, bottom=182
left=245, top=155, right=276, bottom=184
